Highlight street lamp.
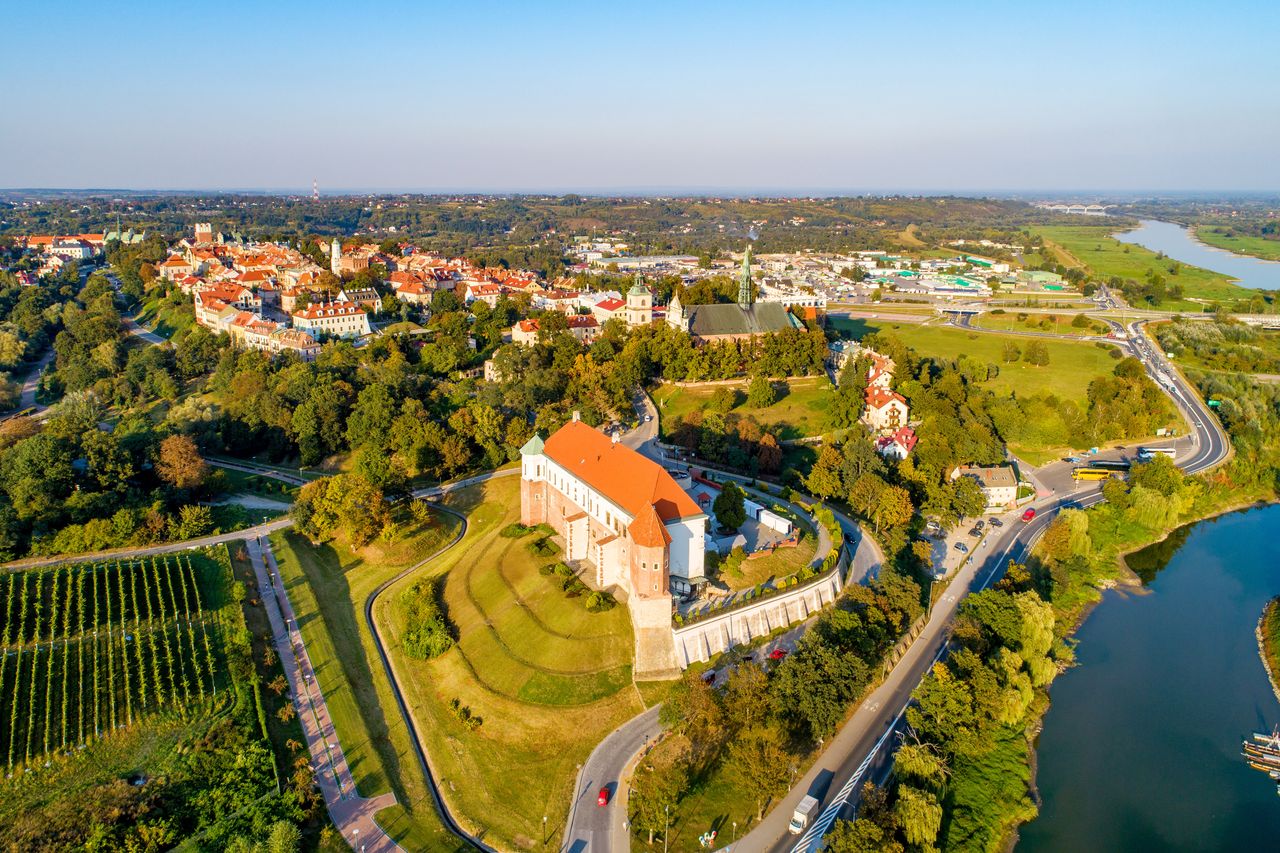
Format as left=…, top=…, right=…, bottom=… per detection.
left=664, top=805, right=669, bottom=853
left=732, top=821, right=737, bottom=843
left=543, top=815, right=548, bottom=847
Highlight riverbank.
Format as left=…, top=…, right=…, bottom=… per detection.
left=984, top=486, right=1278, bottom=851
left=1259, top=598, right=1280, bottom=706
left=1193, top=225, right=1280, bottom=263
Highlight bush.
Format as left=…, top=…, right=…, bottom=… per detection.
left=526, top=536, right=560, bottom=558
left=400, top=578, right=455, bottom=659
left=500, top=522, right=540, bottom=538
left=586, top=591, right=617, bottom=612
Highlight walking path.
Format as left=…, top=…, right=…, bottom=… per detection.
left=246, top=536, right=403, bottom=853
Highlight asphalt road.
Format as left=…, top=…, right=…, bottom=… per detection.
left=734, top=318, right=1231, bottom=853
left=563, top=705, right=664, bottom=853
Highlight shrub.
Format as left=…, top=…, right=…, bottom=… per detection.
left=526, top=536, right=560, bottom=558
left=500, top=522, right=536, bottom=538
left=538, top=563, right=556, bottom=576
left=400, top=578, right=455, bottom=659
left=586, top=591, right=617, bottom=612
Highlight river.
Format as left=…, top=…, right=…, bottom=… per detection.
left=1019, top=504, right=1280, bottom=852
left=1115, top=219, right=1280, bottom=291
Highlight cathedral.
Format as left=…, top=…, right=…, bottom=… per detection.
left=666, top=244, right=803, bottom=343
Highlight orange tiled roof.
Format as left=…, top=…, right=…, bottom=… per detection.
left=628, top=505, right=672, bottom=548
left=865, top=386, right=907, bottom=409
left=542, top=421, right=702, bottom=523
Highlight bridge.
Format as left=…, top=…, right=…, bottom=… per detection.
left=1233, top=314, right=1280, bottom=330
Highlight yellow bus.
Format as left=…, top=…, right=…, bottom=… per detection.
left=1072, top=467, right=1120, bottom=481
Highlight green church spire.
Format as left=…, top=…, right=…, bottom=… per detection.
left=737, top=243, right=755, bottom=308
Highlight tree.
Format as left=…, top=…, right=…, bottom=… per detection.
left=723, top=662, right=770, bottom=732
left=266, top=821, right=302, bottom=853
left=871, top=484, right=914, bottom=534
left=1001, top=340, right=1021, bottom=363
left=894, top=785, right=942, bottom=847
left=156, top=434, right=207, bottom=490
left=951, top=475, right=987, bottom=521
left=725, top=724, right=794, bottom=820
left=628, top=743, right=688, bottom=845
left=747, top=374, right=777, bottom=408
left=806, top=445, right=845, bottom=500
left=713, top=481, right=747, bottom=531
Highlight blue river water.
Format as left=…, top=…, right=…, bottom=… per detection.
left=1018, top=504, right=1280, bottom=852
left=1114, top=220, right=1280, bottom=291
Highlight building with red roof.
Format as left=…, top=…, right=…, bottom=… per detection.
left=520, top=418, right=706, bottom=675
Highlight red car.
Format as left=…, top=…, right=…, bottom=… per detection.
left=1022, top=508, right=1037, bottom=523
left=769, top=648, right=789, bottom=661
left=597, top=788, right=610, bottom=806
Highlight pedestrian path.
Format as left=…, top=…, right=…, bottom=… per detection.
left=246, top=537, right=402, bottom=853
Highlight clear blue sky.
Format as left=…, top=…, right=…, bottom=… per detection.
left=3, top=0, right=1277, bottom=192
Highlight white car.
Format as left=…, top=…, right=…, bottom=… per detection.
left=644, top=414, right=652, bottom=422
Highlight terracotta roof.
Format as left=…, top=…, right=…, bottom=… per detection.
left=628, top=505, right=672, bottom=548
left=594, top=298, right=625, bottom=311
left=541, top=421, right=703, bottom=523
left=865, top=386, right=907, bottom=409
left=293, top=301, right=366, bottom=320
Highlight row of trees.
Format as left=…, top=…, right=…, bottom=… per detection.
left=629, top=572, right=923, bottom=841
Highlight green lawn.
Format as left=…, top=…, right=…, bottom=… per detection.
left=269, top=510, right=466, bottom=852
left=653, top=376, right=834, bottom=440
left=1194, top=226, right=1280, bottom=262
left=373, top=476, right=650, bottom=851
left=856, top=322, right=1123, bottom=401
left=1034, top=224, right=1248, bottom=306
left=971, top=311, right=1108, bottom=337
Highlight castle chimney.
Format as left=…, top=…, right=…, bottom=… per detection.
left=572, top=410, right=581, bottom=422
left=611, top=431, right=620, bottom=444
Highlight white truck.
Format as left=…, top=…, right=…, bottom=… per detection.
left=789, top=795, right=819, bottom=834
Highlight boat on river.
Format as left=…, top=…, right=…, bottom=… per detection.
left=1241, top=731, right=1280, bottom=791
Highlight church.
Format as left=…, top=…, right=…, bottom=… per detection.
left=666, top=244, right=804, bottom=343
left=520, top=418, right=707, bottom=676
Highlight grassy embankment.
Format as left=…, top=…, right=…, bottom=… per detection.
left=133, top=292, right=196, bottom=340
left=269, top=508, right=467, bottom=852
left=836, top=318, right=1176, bottom=465
left=1194, top=226, right=1280, bottom=262
left=1259, top=599, right=1280, bottom=702
left=970, top=311, right=1108, bottom=337
left=1033, top=224, right=1249, bottom=309
left=653, top=376, right=834, bottom=441
left=370, top=476, right=654, bottom=850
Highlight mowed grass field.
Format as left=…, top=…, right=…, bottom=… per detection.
left=269, top=510, right=466, bottom=852
left=852, top=320, right=1123, bottom=401
left=374, top=476, right=652, bottom=850
left=653, top=376, right=834, bottom=440
left=971, top=311, right=1108, bottom=337
left=1034, top=224, right=1248, bottom=305
left=1194, top=226, right=1280, bottom=262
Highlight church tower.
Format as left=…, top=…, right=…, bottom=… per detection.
left=666, top=290, right=686, bottom=332
left=330, top=237, right=342, bottom=275
left=626, top=274, right=653, bottom=328
left=737, top=243, right=756, bottom=309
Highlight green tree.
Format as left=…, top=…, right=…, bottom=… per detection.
left=713, top=481, right=748, bottom=530
left=894, top=785, right=943, bottom=847
left=725, top=724, right=794, bottom=820
left=746, top=374, right=777, bottom=408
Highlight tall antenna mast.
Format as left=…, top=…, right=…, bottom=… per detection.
left=312, top=178, right=319, bottom=201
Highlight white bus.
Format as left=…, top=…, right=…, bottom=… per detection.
left=1137, top=446, right=1177, bottom=461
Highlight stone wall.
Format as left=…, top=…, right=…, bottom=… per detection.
left=670, top=553, right=846, bottom=668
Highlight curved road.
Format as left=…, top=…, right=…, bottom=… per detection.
left=737, top=318, right=1230, bottom=853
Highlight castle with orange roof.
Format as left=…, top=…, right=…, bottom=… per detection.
left=520, top=417, right=706, bottom=676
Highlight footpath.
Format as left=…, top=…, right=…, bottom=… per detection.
left=246, top=536, right=402, bottom=853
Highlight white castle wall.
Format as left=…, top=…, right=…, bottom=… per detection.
left=671, top=558, right=845, bottom=668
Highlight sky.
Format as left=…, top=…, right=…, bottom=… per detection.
left=3, top=0, right=1278, bottom=193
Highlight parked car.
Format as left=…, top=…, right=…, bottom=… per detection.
left=989, top=517, right=1003, bottom=527
left=954, top=542, right=968, bottom=553
left=769, top=648, right=789, bottom=661
left=598, top=788, right=610, bottom=806
left=1022, top=508, right=1037, bottom=522
left=975, top=519, right=985, bottom=530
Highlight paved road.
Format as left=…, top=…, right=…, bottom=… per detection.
left=736, top=318, right=1232, bottom=853
left=16, top=348, right=55, bottom=412
left=248, top=537, right=402, bottom=853
left=209, top=456, right=312, bottom=486
left=124, top=313, right=166, bottom=345
left=564, top=705, right=663, bottom=853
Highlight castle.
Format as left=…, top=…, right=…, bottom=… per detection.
left=520, top=418, right=706, bottom=676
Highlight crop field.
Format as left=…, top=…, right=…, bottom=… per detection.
left=0, top=554, right=222, bottom=772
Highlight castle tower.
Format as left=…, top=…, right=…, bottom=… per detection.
left=625, top=274, right=653, bottom=328
left=330, top=237, right=342, bottom=275
left=737, top=243, right=756, bottom=309
left=194, top=223, right=213, bottom=244
left=666, top=290, right=686, bottom=332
